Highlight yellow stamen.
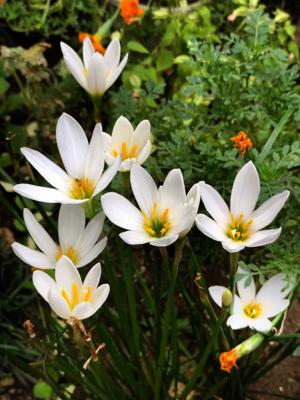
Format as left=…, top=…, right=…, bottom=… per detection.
left=161, top=208, right=169, bottom=221
left=227, top=214, right=252, bottom=242
left=56, top=247, right=62, bottom=261
left=236, top=213, right=244, bottom=226
left=121, top=142, right=127, bottom=160
left=113, top=149, right=118, bottom=157
left=61, top=289, right=72, bottom=309
left=129, top=144, right=138, bottom=158
left=151, top=202, right=157, bottom=220
left=72, top=283, right=79, bottom=308
left=244, top=302, right=262, bottom=319
left=141, top=210, right=150, bottom=226
left=82, top=287, right=92, bottom=302
left=65, top=247, right=79, bottom=265
left=70, top=178, right=95, bottom=199
left=230, top=213, right=235, bottom=226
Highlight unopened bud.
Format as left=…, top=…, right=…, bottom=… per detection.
left=222, top=289, right=233, bottom=307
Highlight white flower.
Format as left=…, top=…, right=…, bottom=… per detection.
left=196, top=161, right=290, bottom=253
left=103, top=116, right=151, bottom=171
left=101, top=165, right=200, bottom=247
left=14, top=113, right=121, bottom=204
left=60, top=38, right=128, bottom=97
left=33, top=256, right=110, bottom=320
left=12, top=205, right=107, bottom=269
left=209, top=267, right=291, bottom=332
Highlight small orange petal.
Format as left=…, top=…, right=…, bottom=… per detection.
left=219, top=350, right=239, bottom=373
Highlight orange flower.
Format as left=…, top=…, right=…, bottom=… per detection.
left=120, top=0, right=144, bottom=25
left=230, top=131, right=253, bottom=157
left=78, top=33, right=105, bottom=54
left=219, top=349, right=239, bottom=373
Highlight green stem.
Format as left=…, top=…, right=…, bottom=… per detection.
left=81, top=198, right=95, bottom=219
left=92, top=95, right=103, bottom=123
left=153, top=238, right=186, bottom=400
left=179, top=308, right=228, bottom=399
left=229, top=252, right=239, bottom=313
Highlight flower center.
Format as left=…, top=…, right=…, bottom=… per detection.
left=227, top=213, right=253, bottom=241
left=113, top=142, right=138, bottom=160
left=142, top=202, right=171, bottom=238
left=243, top=302, right=262, bottom=319
left=56, top=246, right=79, bottom=265
left=70, top=178, right=95, bottom=199
left=61, top=283, right=92, bottom=311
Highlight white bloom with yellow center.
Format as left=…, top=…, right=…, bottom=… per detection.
left=14, top=113, right=121, bottom=204
left=12, top=205, right=107, bottom=269
left=33, top=256, right=110, bottom=320
left=196, top=161, right=290, bottom=253
left=101, top=165, right=200, bottom=247
left=209, top=267, right=291, bottom=332
left=103, top=116, right=151, bottom=171
left=60, top=38, right=128, bottom=96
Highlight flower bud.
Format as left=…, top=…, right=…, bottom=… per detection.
left=222, top=289, right=233, bottom=307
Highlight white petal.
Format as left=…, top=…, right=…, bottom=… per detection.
left=82, top=37, right=95, bottom=68
left=136, top=140, right=151, bottom=165
left=149, top=234, right=179, bottom=247
left=55, top=256, right=82, bottom=293
left=251, top=191, right=290, bottom=231
left=106, top=53, right=128, bottom=90
left=48, top=288, right=71, bottom=319
left=56, top=113, right=89, bottom=179
left=14, top=184, right=85, bottom=204
left=102, top=132, right=112, bottom=152
left=21, top=148, right=69, bottom=192
left=82, top=263, right=101, bottom=292
left=94, top=156, right=121, bottom=195
left=77, top=238, right=107, bottom=267
left=246, top=228, right=282, bottom=247
left=256, top=273, right=291, bottom=318
left=11, top=242, right=54, bottom=269
left=23, top=209, right=57, bottom=258
left=227, top=314, right=249, bottom=330
left=130, top=164, right=157, bottom=215
left=236, top=266, right=256, bottom=304
left=221, top=239, right=245, bottom=253
left=200, top=182, right=230, bottom=226
left=84, top=123, right=104, bottom=184
left=92, top=283, right=110, bottom=311
left=196, top=214, right=227, bottom=242
left=86, top=53, right=106, bottom=95
left=172, top=204, right=197, bottom=234
left=101, top=192, right=144, bottom=230
left=160, top=169, right=186, bottom=210
left=58, top=204, right=85, bottom=252
left=230, top=161, right=260, bottom=219
left=209, top=285, right=227, bottom=307
left=187, top=183, right=201, bottom=210
left=111, top=116, right=134, bottom=148
left=132, top=120, right=151, bottom=150
left=104, top=39, right=121, bottom=73
left=32, top=270, right=56, bottom=301
left=119, top=230, right=151, bottom=245
left=249, top=317, right=272, bottom=332
left=77, top=212, right=105, bottom=255
left=60, top=42, right=87, bottom=90
left=72, top=302, right=94, bottom=320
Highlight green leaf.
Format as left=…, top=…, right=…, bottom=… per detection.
left=33, top=381, right=52, bottom=399
left=156, top=50, right=174, bottom=72
left=127, top=40, right=149, bottom=54
left=0, top=77, right=9, bottom=94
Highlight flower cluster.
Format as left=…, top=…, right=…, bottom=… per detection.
left=12, top=34, right=292, bottom=375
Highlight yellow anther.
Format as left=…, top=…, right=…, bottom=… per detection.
left=141, top=210, right=150, bottom=226
left=230, top=213, right=235, bottom=226
left=236, top=213, right=244, bottom=226
left=82, top=287, right=92, bottom=302
left=65, top=247, right=79, bottom=265
left=144, top=225, right=155, bottom=235
left=70, top=178, right=95, bottom=199
left=227, top=213, right=252, bottom=242
left=56, top=247, right=62, bottom=261
left=121, top=142, right=127, bottom=160
left=129, top=144, right=138, bottom=158
left=113, top=149, right=118, bottom=157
